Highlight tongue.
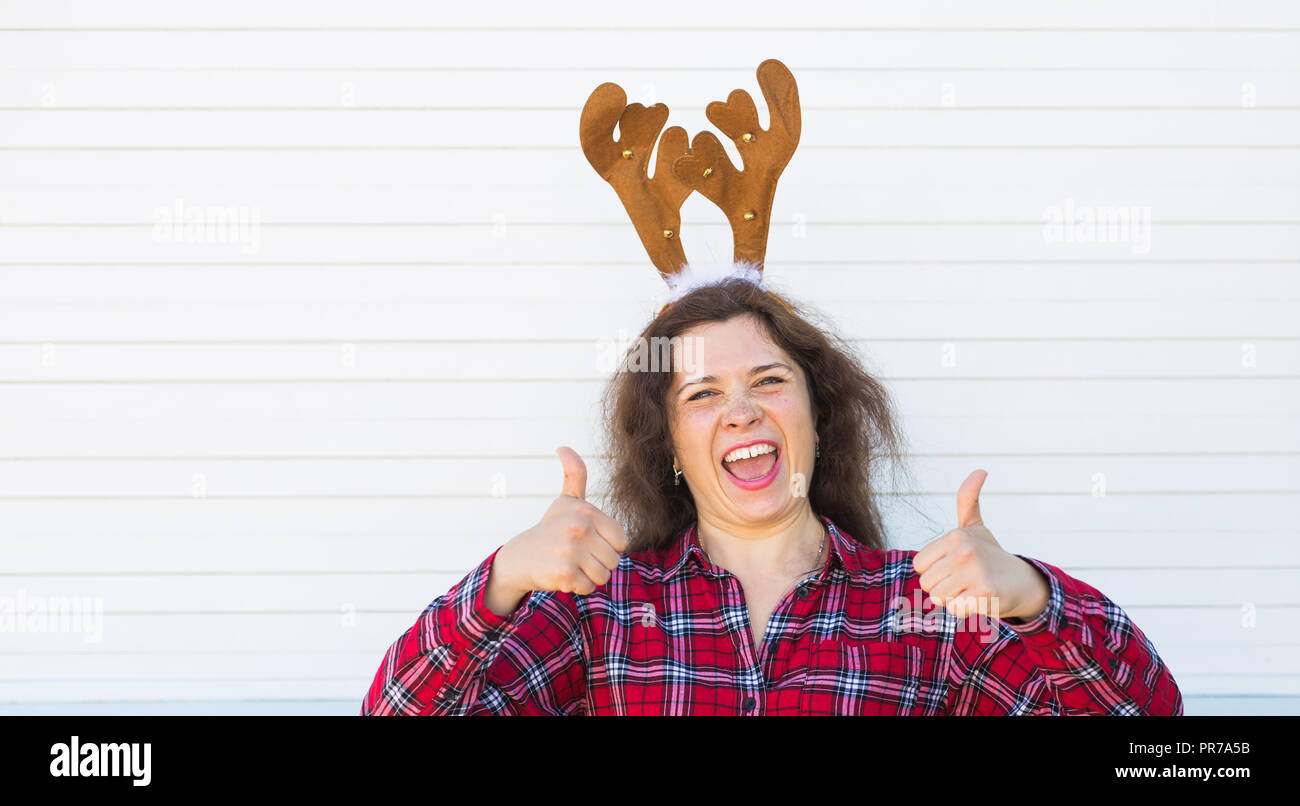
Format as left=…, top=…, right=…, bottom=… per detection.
left=725, top=452, right=777, bottom=481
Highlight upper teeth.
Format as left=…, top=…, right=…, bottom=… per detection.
left=724, top=443, right=776, bottom=463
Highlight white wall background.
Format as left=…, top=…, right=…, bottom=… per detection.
left=1, top=0, right=1297, bottom=715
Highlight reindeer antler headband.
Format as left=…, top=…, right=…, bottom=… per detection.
left=580, top=59, right=802, bottom=309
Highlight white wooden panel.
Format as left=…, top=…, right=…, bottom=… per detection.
left=0, top=416, right=1294, bottom=452
left=3, top=31, right=1298, bottom=71
left=2, top=265, right=1297, bottom=310
left=5, top=526, right=1298, bottom=574
left=4, top=151, right=1296, bottom=190
left=2, top=568, right=1297, bottom=614
left=3, top=340, right=1298, bottom=380
left=1, top=0, right=1295, bottom=714
left=0, top=222, right=1294, bottom=261
left=7, top=109, right=1300, bottom=147
left=3, top=71, right=1300, bottom=109
left=0, top=455, right=1296, bottom=498
left=4, top=0, right=1300, bottom=28
left=0, top=615, right=1296, bottom=697
left=4, top=185, right=1300, bottom=221
left=9, top=380, right=1291, bottom=429
left=2, top=300, right=1296, bottom=339
left=0, top=494, right=1293, bottom=543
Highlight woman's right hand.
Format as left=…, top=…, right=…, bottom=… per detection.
left=486, top=446, right=630, bottom=614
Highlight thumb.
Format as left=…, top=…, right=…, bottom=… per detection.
left=956, top=469, right=987, bottom=528
left=556, top=446, right=587, bottom=501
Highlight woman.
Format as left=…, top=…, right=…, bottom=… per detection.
left=359, top=59, right=1184, bottom=716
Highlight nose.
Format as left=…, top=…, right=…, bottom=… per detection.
left=723, top=393, right=762, bottom=429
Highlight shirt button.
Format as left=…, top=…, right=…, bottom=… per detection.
left=742, top=696, right=756, bottom=711
left=1107, top=657, right=1119, bottom=671
left=796, top=585, right=809, bottom=599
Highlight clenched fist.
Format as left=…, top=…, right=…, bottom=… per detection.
left=485, top=446, right=630, bottom=616
left=912, top=469, right=1050, bottom=622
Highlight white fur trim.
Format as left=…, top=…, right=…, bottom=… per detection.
left=662, top=258, right=765, bottom=305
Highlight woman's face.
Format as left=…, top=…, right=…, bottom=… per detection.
left=668, top=314, right=818, bottom=526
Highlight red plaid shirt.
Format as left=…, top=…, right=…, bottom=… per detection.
left=361, top=515, right=1184, bottom=715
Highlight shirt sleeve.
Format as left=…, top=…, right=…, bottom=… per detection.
left=359, top=545, right=587, bottom=715
left=942, top=555, right=1184, bottom=716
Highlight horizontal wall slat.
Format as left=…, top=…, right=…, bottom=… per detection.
left=0, top=612, right=1295, bottom=695
left=3, top=340, right=1297, bottom=380
left=6, top=412, right=1287, bottom=449
left=5, top=149, right=1297, bottom=188
left=6, top=109, right=1299, bottom=147
left=4, top=0, right=1299, bottom=29
left=3, top=300, right=1297, bottom=339
left=3, top=265, right=1297, bottom=308
left=3, top=70, right=1300, bottom=108
left=0, top=494, right=1293, bottom=536
left=4, top=381, right=1296, bottom=422
left=1, top=223, right=1292, bottom=262
left=5, top=184, right=1300, bottom=220
left=1, top=568, right=1295, bottom=611
left=6, top=528, right=1297, bottom=573
left=1, top=31, right=1298, bottom=71
left=0, top=455, right=1296, bottom=496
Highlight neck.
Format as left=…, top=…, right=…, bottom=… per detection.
left=697, top=505, right=825, bottom=579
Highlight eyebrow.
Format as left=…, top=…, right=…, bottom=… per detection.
left=677, top=362, right=792, bottom=396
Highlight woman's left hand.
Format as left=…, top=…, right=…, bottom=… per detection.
left=912, top=469, right=1051, bottom=622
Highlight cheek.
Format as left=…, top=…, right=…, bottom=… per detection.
left=672, top=408, right=714, bottom=458
left=683, top=412, right=716, bottom=457
left=767, top=392, right=813, bottom=429
left=675, top=401, right=716, bottom=427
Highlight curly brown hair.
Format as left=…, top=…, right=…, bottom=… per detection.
left=597, top=277, right=920, bottom=554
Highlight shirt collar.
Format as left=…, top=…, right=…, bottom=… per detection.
left=662, top=513, right=865, bottom=581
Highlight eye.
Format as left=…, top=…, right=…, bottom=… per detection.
left=686, top=376, right=784, bottom=402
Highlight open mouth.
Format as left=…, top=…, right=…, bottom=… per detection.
left=721, top=442, right=780, bottom=482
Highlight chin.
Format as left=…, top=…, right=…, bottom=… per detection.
left=723, top=477, right=794, bottom=519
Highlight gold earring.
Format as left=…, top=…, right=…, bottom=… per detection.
left=673, top=461, right=682, bottom=486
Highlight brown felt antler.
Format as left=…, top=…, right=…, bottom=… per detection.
left=670, top=59, right=802, bottom=270
left=580, top=82, right=694, bottom=279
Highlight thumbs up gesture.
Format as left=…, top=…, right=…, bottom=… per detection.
left=490, top=447, right=630, bottom=606
left=911, top=470, right=1050, bottom=622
